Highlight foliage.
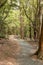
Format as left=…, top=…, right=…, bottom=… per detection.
left=0, top=0, right=40, bottom=39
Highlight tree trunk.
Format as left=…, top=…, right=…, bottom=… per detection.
left=29, top=26, right=32, bottom=39
left=37, top=0, right=43, bottom=59
left=37, top=15, right=43, bottom=59
left=20, top=8, right=24, bottom=39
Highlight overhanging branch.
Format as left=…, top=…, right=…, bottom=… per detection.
left=23, top=6, right=39, bottom=32
left=10, top=2, right=21, bottom=9
left=23, top=6, right=34, bottom=24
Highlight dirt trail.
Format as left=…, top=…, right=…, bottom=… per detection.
left=0, top=35, right=43, bottom=65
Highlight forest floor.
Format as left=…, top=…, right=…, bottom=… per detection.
left=0, top=35, right=43, bottom=65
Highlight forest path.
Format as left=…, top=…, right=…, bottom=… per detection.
left=13, top=38, right=38, bottom=56
left=0, top=35, right=43, bottom=65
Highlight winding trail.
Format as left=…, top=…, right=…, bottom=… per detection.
left=0, top=35, right=43, bottom=65
left=14, top=39, right=38, bottom=56
left=8, top=35, right=43, bottom=65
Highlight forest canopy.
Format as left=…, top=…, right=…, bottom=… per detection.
left=0, top=0, right=42, bottom=39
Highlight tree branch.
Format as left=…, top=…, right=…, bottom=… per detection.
left=0, top=0, right=7, bottom=8
left=10, top=2, right=21, bottom=9
left=23, top=6, right=34, bottom=24
left=23, top=6, right=39, bottom=32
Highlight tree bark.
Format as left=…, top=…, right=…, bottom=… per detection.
left=38, top=15, right=43, bottom=59
left=20, top=7, right=24, bottom=39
